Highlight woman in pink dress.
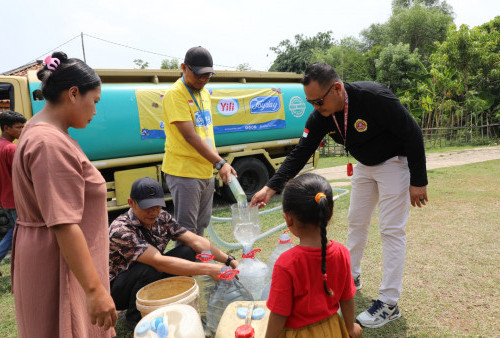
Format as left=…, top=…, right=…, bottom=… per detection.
left=11, top=51, right=117, bottom=337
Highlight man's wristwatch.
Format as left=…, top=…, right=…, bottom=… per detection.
left=225, top=254, right=235, bottom=266
left=215, top=159, right=227, bottom=170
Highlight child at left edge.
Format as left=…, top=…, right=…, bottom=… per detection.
left=265, top=173, right=362, bottom=338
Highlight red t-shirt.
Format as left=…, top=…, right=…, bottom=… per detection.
left=0, top=137, right=16, bottom=209
left=266, top=240, right=356, bottom=329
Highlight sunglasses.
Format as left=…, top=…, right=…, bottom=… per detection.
left=306, top=83, right=334, bottom=106
left=187, top=65, right=214, bottom=80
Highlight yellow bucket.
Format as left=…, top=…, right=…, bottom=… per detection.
left=135, top=276, right=200, bottom=318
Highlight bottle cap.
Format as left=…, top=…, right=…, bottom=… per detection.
left=278, top=233, right=292, bottom=244
left=135, top=321, right=150, bottom=336
left=242, top=248, right=261, bottom=259
left=196, top=250, right=215, bottom=262
left=157, top=322, right=168, bottom=338
left=235, top=324, right=255, bottom=338
left=251, top=307, right=266, bottom=320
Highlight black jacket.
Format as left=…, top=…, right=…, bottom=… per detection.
left=267, top=81, right=428, bottom=193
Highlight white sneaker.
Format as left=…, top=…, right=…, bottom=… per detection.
left=356, top=299, right=401, bottom=328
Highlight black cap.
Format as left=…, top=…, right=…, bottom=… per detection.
left=184, top=46, right=215, bottom=74
left=130, top=177, right=166, bottom=209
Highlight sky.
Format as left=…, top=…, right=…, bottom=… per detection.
left=2, top=0, right=499, bottom=73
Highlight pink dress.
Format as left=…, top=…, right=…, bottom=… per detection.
left=11, top=123, right=114, bottom=337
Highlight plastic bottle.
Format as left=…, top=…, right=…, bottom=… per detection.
left=194, top=251, right=216, bottom=336
left=261, top=231, right=294, bottom=300
left=237, top=248, right=269, bottom=301
left=267, top=231, right=294, bottom=274
left=206, top=267, right=253, bottom=336
left=228, top=173, right=248, bottom=207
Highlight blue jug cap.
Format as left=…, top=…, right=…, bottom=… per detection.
left=135, top=321, right=150, bottom=336
left=237, top=307, right=248, bottom=319
left=252, top=307, right=266, bottom=320
left=157, top=322, right=168, bottom=338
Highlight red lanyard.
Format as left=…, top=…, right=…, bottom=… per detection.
left=332, top=89, right=353, bottom=176
left=332, top=89, right=348, bottom=144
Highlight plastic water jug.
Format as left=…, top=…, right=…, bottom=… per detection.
left=232, top=204, right=261, bottom=251
left=261, top=231, right=294, bottom=300
left=194, top=251, right=216, bottom=322
left=228, top=174, right=248, bottom=206
left=237, top=248, right=269, bottom=301
left=206, top=267, right=253, bottom=336
left=267, top=231, right=294, bottom=275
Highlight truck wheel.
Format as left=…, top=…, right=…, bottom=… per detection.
left=222, top=157, right=269, bottom=202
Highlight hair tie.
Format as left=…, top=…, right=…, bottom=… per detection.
left=322, top=273, right=328, bottom=281
left=315, top=192, right=327, bottom=204
left=44, top=55, right=61, bottom=71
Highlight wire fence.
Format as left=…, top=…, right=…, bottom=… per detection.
left=319, top=124, right=500, bottom=156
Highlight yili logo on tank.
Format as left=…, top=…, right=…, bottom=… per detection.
left=217, top=98, right=239, bottom=116
left=250, top=96, right=281, bottom=114
left=354, top=119, right=368, bottom=132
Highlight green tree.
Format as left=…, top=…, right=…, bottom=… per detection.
left=133, top=59, right=149, bottom=69
left=375, top=43, right=421, bottom=93
left=361, top=0, right=453, bottom=58
left=269, top=31, right=334, bottom=73
left=312, top=37, right=373, bottom=82
left=387, top=3, right=453, bottom=57
left=392, top=0, right=453, bottom=15
left=160, top=58, right=180, bottom=69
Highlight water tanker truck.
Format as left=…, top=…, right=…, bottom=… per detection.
left=0, top=69, right=318, bottom=210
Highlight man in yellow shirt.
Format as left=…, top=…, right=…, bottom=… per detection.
left=162, top=46, right=235, bottom=237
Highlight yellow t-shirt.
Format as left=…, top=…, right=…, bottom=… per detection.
left=161, top=78, right=216, bottom=179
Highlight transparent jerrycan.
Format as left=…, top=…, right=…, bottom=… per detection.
left=261, top=231, right=294, bottom=300
left=267, top=230, right=294, bottom=276
left=206, top=267, right=253, bottom=336
left=194, top=251, right=216, bottom=320
left=237, top=248, right=269, bottom=301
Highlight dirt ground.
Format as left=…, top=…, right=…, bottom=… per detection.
left=312, top=145, right=500, bottom=185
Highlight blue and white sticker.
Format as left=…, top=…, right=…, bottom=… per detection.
left=289, top=96, right=306, bottom=118
left=250, top=96, right=281, bottom=114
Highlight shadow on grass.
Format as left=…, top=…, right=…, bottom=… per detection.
left=354, top=290, right=408, bottom=338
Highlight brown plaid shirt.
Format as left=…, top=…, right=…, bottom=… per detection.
left=109, top=208, right=187, bottom=281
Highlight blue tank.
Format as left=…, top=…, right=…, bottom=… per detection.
left=28, top=81, right=313, bottom=161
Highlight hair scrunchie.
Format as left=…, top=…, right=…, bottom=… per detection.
left=315, top=192, right=326, bottom=204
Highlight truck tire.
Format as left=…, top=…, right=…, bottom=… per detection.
left=222, top=157, right=269, bottom=202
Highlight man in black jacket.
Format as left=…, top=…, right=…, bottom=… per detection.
left=251, top=62, right=428, bottom=329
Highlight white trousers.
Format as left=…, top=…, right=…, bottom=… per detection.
left=346, top=156, right=410, bottom=305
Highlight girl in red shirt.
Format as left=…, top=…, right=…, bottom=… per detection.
left=265, top=173, right=362, bottom=338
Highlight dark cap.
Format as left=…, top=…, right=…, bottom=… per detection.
left=130, top=177, right=166, bottom=209
left=184, top=46, right=215, bottom=75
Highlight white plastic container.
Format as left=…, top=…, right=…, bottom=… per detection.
left=134, top=303, right=204, bottom=338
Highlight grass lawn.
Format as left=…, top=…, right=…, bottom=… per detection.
left=1, top=159, right=499, bottom=337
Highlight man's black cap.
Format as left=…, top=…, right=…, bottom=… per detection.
left=130, top=177, right=166, bottom=209
left=184, top=46, right=215, bottom=74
